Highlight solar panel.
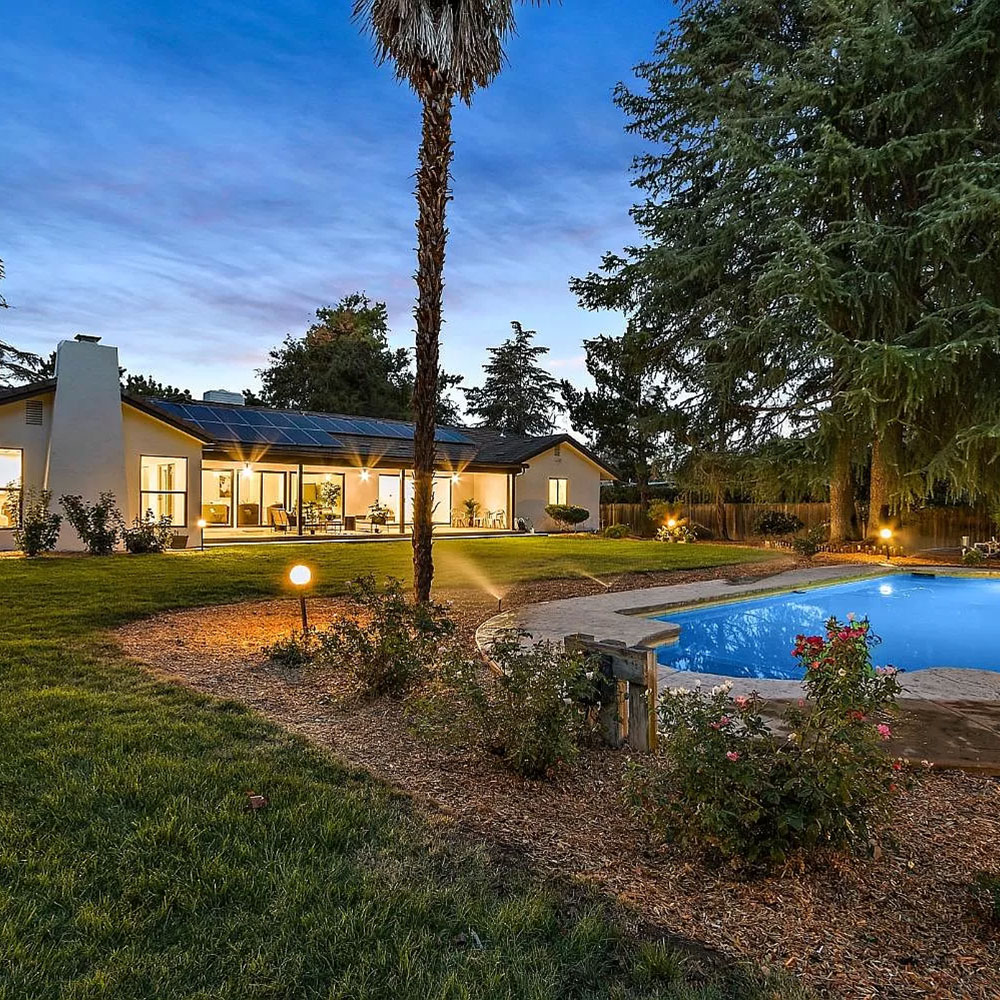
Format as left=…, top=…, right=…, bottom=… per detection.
left=149, top=398, right=473, bottom=453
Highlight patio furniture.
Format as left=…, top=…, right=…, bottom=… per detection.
left=268, top=507, right=291, bottom=532
left=202, top=503, right=230, bottom=525
left=237, top=503, right=260, bottom=527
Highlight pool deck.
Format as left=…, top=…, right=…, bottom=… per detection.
left=475, top=564, right=1000, bottom=771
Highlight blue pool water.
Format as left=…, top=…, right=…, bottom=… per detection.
left=653, top=574, right=1000, bottom=679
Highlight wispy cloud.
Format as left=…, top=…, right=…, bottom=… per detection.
left=0, top=0, right=672, bottom=396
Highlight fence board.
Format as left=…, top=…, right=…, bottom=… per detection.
left=600, top=501, right=994, bottom=551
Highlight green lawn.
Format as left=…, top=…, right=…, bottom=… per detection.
left=0, top=538, right=800, bottom=1000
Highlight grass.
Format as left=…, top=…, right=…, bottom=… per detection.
left=0, top=537, right=802, bottom=999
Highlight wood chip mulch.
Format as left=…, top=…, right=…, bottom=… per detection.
left=116, top=562, right=1000, bottom=1000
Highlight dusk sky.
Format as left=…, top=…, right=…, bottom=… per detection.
left=2, top=1, right=675, bottom=405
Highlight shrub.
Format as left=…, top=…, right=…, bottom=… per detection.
left=657, top=521, right=696, bottom=543
left=544, top=504, right=590, bottom=531
left=791, top=523, right=827, bottom=560
left=412, top=630, right=600, bottom=778
left=9, top=488, right=61, bottom=556
left=264, top=628, right=319, bottom=669
left=963, top=547, right=987, bottom=567
left=626, top=617, right=906, bottom=868
left=646, top=500, right=676, bottom=527
left=752, top=510, right=805, bottom=536
left=971, top=872, right=1000, bottom=928
left=318, top=575, right=454, bottom=696
left=603, top=523, right=629, bottom=539
left=121, top=511, right=175, bottom=554
left=59, top=492, right=123, bottom=555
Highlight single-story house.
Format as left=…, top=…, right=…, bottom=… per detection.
left=0, top=335, right=614, bottom=550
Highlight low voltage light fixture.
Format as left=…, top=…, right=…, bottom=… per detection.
left=196, top=518, right=207, bottom=551
left=879, top=527, right=893, bottom=561
left=241, top=463, right=253, bottom=478
left=289, top=564, right=313, bottom=631
left=359, top=468, right=370, bottom=482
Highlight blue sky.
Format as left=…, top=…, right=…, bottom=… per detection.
left=1, top=1, right=674, bottom=404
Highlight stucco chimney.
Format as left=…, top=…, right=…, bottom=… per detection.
left=46, top=336, right=127, bottom=549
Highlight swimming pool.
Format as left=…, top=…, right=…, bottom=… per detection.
left=653, top=574, right=1000, bottom=679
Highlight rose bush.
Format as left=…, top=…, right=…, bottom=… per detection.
left=626, top=617, right=908, bottom=868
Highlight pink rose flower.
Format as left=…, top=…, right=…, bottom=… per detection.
left=877, top=723, right=892, bottom=741
left=726, top=751, right=740, bottom=762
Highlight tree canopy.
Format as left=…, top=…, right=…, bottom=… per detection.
left=254, top=293, right=462, bottom=423
left=561, top=328, right=675, bottom=502
left=123, top=374, right=193, bottom=403
left=464, top=321, right=561, bottom=436
left=0, top=258, right=49, bottom=389
left=574, top=0, right=1000, bottom=537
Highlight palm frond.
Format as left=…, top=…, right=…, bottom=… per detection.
left=353, top=0, right=549, bottom=101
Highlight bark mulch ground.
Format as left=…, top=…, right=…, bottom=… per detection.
left=117, top=561, right=1000, bottom=1000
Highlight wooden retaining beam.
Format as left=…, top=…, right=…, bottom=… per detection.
left=564, top=634, right=659, bottom=752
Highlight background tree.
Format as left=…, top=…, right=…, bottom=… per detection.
left=573, top=0, right=1000, bottom=542
left=464, top=322, right=560, bottom=435
left=561, top=327, right=675, bottom=505
left=122, top=373, right=193, bottom=403
left=353, top=0, right=549, bottom=603
left=0, top=258, right=48, bottom=388
left=256, top=294, right=414, bottom=418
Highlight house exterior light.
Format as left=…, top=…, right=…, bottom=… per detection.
left=360, top=468, right=370, bottom=482
left=241, top=463, right=252, bottom=478
left=451, top=473, right=460, bottom=483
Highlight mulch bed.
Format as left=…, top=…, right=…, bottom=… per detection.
left=116, top=561, right=1000, bottom=1000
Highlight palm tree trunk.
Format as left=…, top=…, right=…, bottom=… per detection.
left=411, top=85, right=454, bottom=603
left=828, top=436, right=855, bottom=542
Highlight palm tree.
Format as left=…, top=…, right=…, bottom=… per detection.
left=352, top=0, right=547, bottom=602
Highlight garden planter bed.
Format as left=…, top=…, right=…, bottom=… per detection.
left=117, top=563, right=999, bottom=1000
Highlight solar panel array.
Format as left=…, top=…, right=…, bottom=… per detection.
left=151, top=400, right=474, bottom=448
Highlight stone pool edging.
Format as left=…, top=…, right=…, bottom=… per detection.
left=474, top=564, right=1000, bottom=704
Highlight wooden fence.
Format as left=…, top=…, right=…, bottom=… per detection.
left=600, top=501, right=995, bottom=552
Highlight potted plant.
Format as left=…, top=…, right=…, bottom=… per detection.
left=368, top=501, right=392, bottom=534
left=463, top=497, right=482, bottom=527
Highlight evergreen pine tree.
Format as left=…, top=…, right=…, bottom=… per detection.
left=561, top=327, right=676, bottom=504
left=464, top=322, right=561, bottom=435
left=574, top=0, right=1000, bottom=539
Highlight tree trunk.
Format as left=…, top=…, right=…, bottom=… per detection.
left=715, top=490, right=729, bottom=540
left=868, top=426, right=901, bottom=538
left=828, top=436, right=855, bottom=542
left=411, top=86, right=454, bottom=603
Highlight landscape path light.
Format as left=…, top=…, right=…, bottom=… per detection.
left=197, top=518, right=207, bottom=551
left=880, top=527, right=893, bottom=561
left=289, top=564, right=313, bottom=632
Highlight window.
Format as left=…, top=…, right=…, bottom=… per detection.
left=404, top=474, right=452, bottom=525
left=202, top=468, right=234, bottom=526
left=140, top=456, right=187, bottom=525
left=0, top=448, right=22, bottom=529
left=548, top=478, right=568, bottom=505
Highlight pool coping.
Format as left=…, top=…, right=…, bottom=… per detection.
left=475, top=564, right=1000, bottom=705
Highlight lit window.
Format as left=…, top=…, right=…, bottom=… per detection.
left=140, top=456, right=187, bottom=525
left=548, top=478, right=568, bottom=505
left=0, top=448, right=22, bottom=529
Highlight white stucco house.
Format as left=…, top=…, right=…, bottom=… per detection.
left=0, top=336, right=614, bottom=551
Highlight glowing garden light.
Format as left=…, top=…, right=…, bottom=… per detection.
left=879, top=527, right=893, bottom=561
left=196, top=518, right=207, bottom=551
left=289, top=564, right=313, bottom=631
